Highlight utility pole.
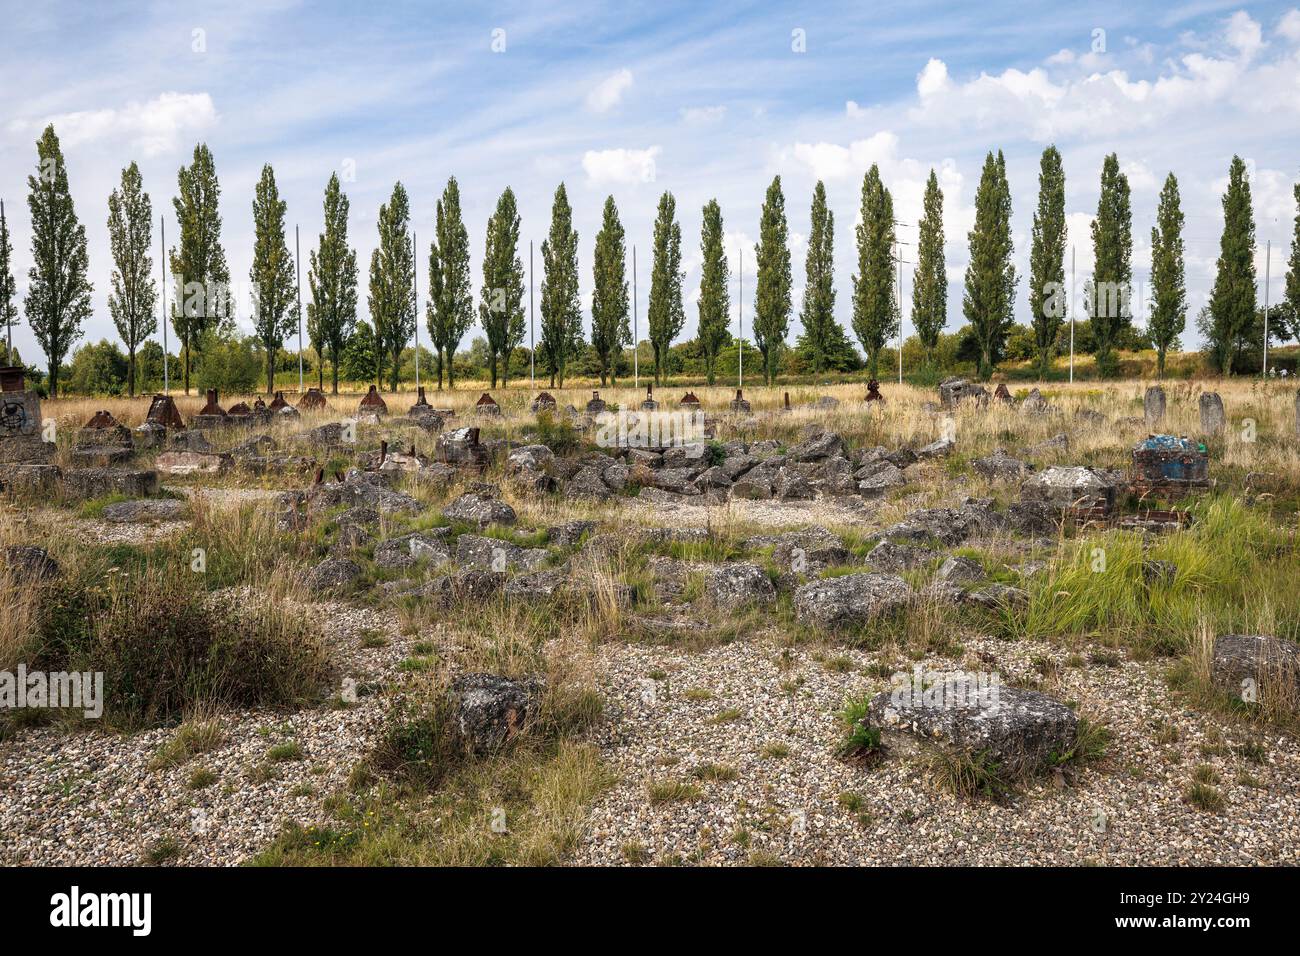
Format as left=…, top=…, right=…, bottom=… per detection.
left=296, top=224, right=303, bottom=393
left=1263, top=238, right=1271, bottom=376
left=1069, top=244, right=1076, bottom=384
left=891, top=223, right=911, bottom=385
left=528, top=239, right=535, bottom=389
left=412, top=230, right=419, bottom=390
left=160, top=214, right=169, bottom=394
left=633, top=245, right=639, bottom=389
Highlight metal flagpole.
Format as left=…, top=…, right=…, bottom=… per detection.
left=529, top=240, right=535, bottom=389
left=413, top=230, right=419, bottom=390
left=1069, top=245, right=1075, bottom=384
left=633, top=245, right=639, bottom=389
left=161, top=214, right=169, bottom=394
left=296, top=224, right=303, bottom=393
left=896, top=237, right=903, bottom=385
left=738, top=246, right=743, bottom=389
left=1263, top=239, right=1271, bottom=376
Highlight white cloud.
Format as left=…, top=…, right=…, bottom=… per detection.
left=8, top=91, right=217, bottom=157
left=845, top=100, right=867, bottom=119
left=788, top=131, right=901, bottom=181
left=1225, top=10, right=1264, bottom=60
left=681, top=105, right=726, bottom=124
left=916, top=58, right=950, bottom=98
left=586, top=69, right=633, bottom=113
left=1278, top=9, right=1300, bottom=42
left=581, top=146, right=660, bottom=185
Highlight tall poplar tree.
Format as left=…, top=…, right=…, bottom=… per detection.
left=307, top=173, right=359, bottom=394
left=1283, top=179, right=1300, bottom=344
left=0, top=201, right=18, bottom=364
left=369, top=181, right=415, bottom=392
left=647, top=191, right=685, bottom=385
left=106, top=161, right=156, bottom=397
left=962, top=150, right=1017, bottom=379
left=249, top=164, right=297, bottom=395
left=1028, top=146, right=1066, bottom=380
left=479, top=187, right=525, bottom=388
left=753, top=176, right=791, bottom=385
left=1206, top=155, right=1256, bottom=375
left=169, top=143, right=231, bottom=394
left=426, top=177, right=472, bottom=389
left=912, top=169, right=946, bottom=370
left=25, top=124, right=92, bottom=398
left=799, top=181, right=837, bottom=376
left=1086, top=153, right=1132, bottom=378
left=696, top=199, right=730, bottom=385
left=1148, top=172, right=1186, bottom=380
left=590, top=195, right=629, bottom=386
left=538, top=183, right=582, bottom=387
left=852, top=164, right=897, bottom=377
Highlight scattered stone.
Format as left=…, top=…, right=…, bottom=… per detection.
left=449, top=673, right=543, bottom=754
left=864, top=539, right=938, bottom=572
left=706, top=562, right=777, bottom=612
left=793, top=573, right=912, bottom=628
left=1, top=545, right=60, bottom=580
left=548, top=520, right=594, bottom=548
left=857, top=463, right=907, bottom=497
left=155, top=450, right=233, bottom=476
left=442, top=488, right=517, bottom=527
left=972, top=448, right=1029, bottom=482
left=964, top=583, right=1030, bottom=611
left=917, top=436, right=955, bottom=459
left=729, top=389, right=751, bottom=414
left=374, top=531, right=453, bottom=570
left=456, top=533, right=548, bottom=572
left=435, top=426, right=489, bottom=468
left=61, top=468, right=159, bottom=500
left=475, top=392, right=502, bottom=417
left=937, top=555, right=985, bottom=585
left=1020, top=466, right=1117, bottom=511
left=862, top=683, right=1079, bottom=776
left=305, top=556, right=363, bottom=594
left=1211, top=634, right=1300, bottom=706
left=100, top=498, right=190, bottom=524
left=939, top=377, right=989, bottom=408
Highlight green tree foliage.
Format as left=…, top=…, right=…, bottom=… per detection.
left=307, top=173, right=358, bottom=394
left=1148, top=172, right=1187, bottom=379
left=340, top=319, right=379, bottom=384
left=799, top=181, right=839, bottom=377
left=753, top=176, right=792, bottom=385
left=1028, top=146, right=1066, bottom=380
left=696, top=199, right=731, bottom=385
left=369, top=182, right=415, bottom=391
left=647, top=191, right=685, bottom=385
left=1086, top=153, right=1132, bottom=378
left=195, top=331, right=260, bottom=394
left=911, top=169, right=946, bottom=370
left=1205, top=156, right=1258, bottom=375
left=248, top=164, right=297, bottom=394
left=66, top=340, right=128, bottom=395
left=962, top=151, right=1017, bottom=379
left=0, top=200, right=19, bottom=364
left=538, top=183, right=583, bottom=387
left=107, top=162, right=157, bottom=397
left=426, top=177, right=472, bottom=389
left=852, top=164, right=898, bottom=377
left=169, top=143, right=231, bottom=394
left=25, top=125, right=93, bottom=398
left=479, top=187, right=526, bottom=388
left=590, top=195, right=630, bottom=386
left=1284, top=179, right=1300, bottom=343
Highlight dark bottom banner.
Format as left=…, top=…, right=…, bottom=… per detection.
left=0, top=865, right=1279, bottom=941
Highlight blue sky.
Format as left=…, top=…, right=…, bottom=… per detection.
left=2, top=0, right=1299, bottom=366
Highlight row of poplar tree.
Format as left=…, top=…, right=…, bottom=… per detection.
left=1, top=123, right=1296, bottom=398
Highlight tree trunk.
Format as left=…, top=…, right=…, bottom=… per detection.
left=267, top=348, right=276, bottom=395
left=128, top=349, right=136, bottom=398
left=331, top=352, right=339, bottom=394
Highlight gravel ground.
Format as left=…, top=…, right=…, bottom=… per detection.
left=572, top=630, right=1300, bottom=866
left=0, top=600, right=409, bottom=866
